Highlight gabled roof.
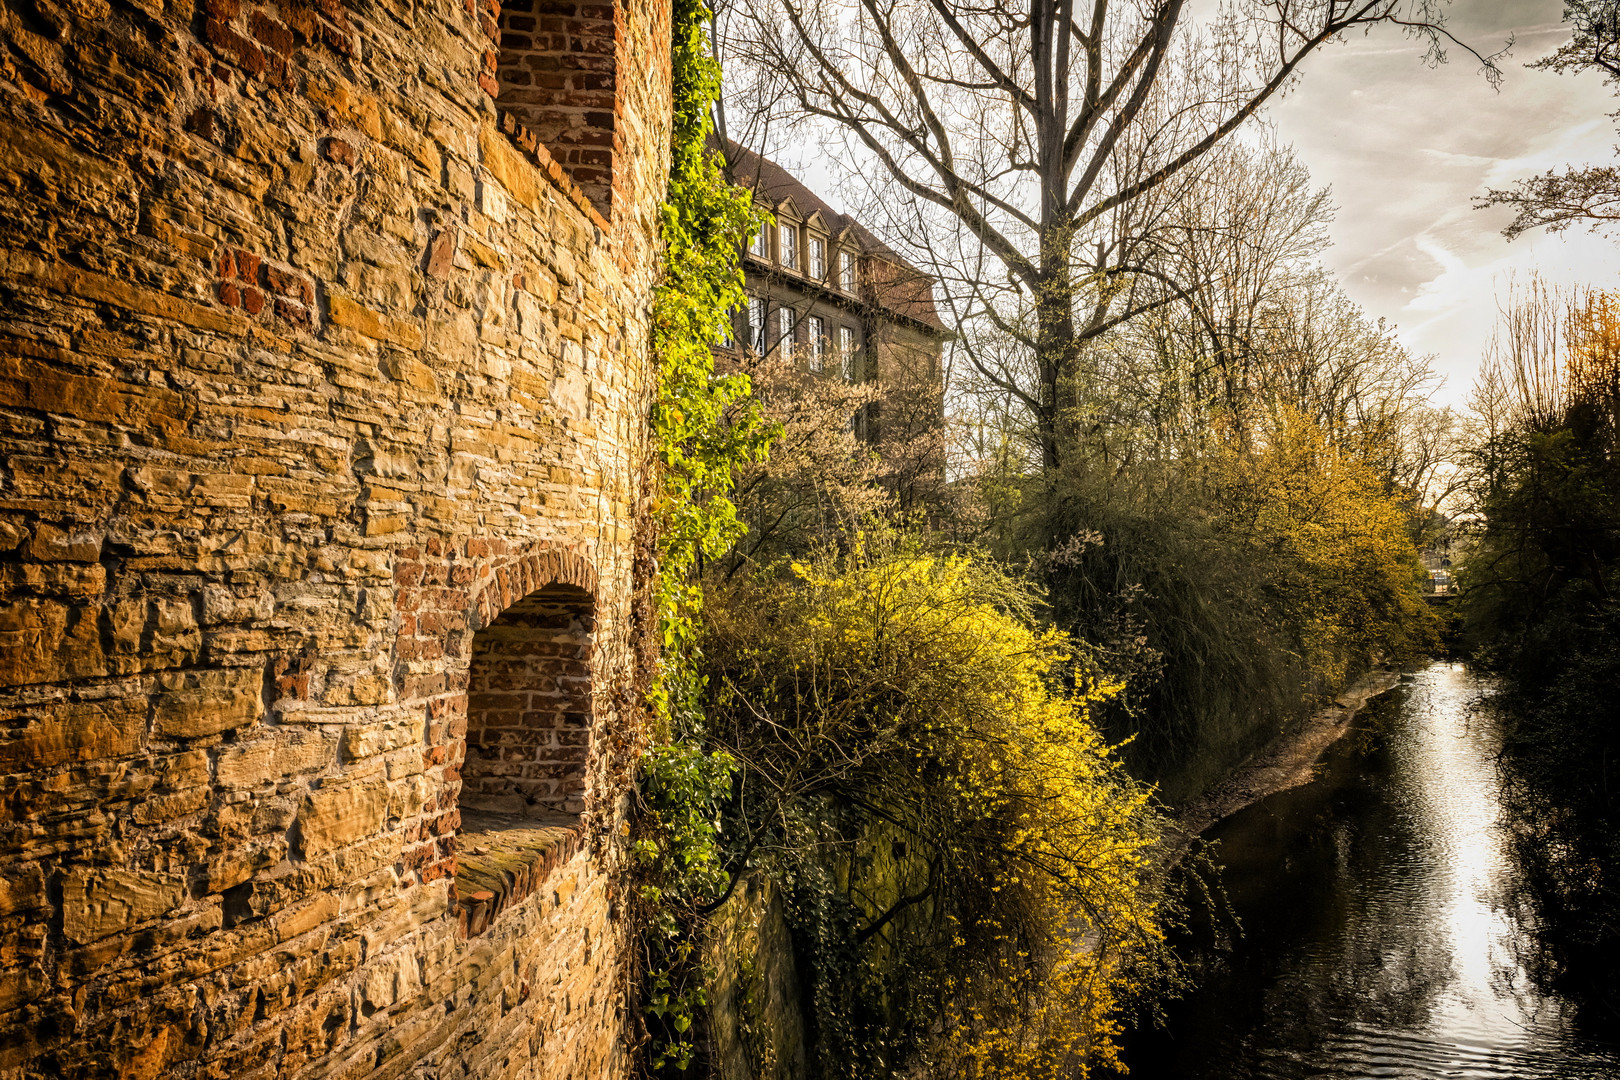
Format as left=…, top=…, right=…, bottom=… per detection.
left=717, top=138, right=946, bottom=332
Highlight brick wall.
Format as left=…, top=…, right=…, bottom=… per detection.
left=493, top=0, right=623, bottom=216
left=464, top=585, right=594, bottom=817
left=0, top=0, right=672, bottom=1071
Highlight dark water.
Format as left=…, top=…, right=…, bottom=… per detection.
left=1119, top=663, right=1620, bottom=1079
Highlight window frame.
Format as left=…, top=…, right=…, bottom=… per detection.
left=841, top=250, right=858, bottom=293
left=777, top=306, right=795, bottom=358
left=780, top=223, right=799, bottom=273
left=808, top=315, right=826, bottom=372
left=810, top=237, right=826, bottom=280
left=839, top=325, right=858, bottom=381
left=750, top=297, right=767, bottom=352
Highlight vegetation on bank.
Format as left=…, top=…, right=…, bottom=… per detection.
left=634, top=0, right=772, bottom=1066
left=1021, top=404, right=1439, bottom=801
left=701, top=542, right=1167, bottom=1078
left=1455, top=3, right=1620, bottom=1021
left=1459, top=283, right=1620, bottom=1020
left=637, top=3, right=1178, bottom=1072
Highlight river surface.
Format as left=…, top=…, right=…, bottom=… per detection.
left=1117, top=662, right=1620, bottom=1080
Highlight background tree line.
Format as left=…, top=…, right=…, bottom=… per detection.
left=1450, top=0, right=1620, bottom=1027
left=1457, top=278, right=1620, bottom=1024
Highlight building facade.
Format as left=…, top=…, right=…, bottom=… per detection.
left=0, top=0, right=670, bottom=1075
left=721, top=144, right=948, bottom=441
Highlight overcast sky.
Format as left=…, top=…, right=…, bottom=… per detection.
left=1270, top=0, right=1620, bottom=405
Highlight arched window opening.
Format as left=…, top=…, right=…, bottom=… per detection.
left=463, top=582, right=592, bottom=818
left=456, top=582, right=593, bottom=936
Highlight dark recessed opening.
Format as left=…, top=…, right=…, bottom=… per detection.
left=494, top=0, right=617, bottom=217
left=454, top=581, right=594, bottom=937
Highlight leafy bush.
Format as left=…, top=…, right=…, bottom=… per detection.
left=1035, top=409, right=1437, bottom=800
left=700, top=539, right=1170, bottom=1078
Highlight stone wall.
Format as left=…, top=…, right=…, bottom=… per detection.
left=0, top=0, right=671, bottom=1071
left=704, top=874, right=808, bottom=1080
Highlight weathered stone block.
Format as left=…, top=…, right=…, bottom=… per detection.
left=200, top=838, right=288, bottom=895
left=342, top=716, right=424, bottom=760
left=328, top=293, right=424, bottom=350
left=0, top=699, right=145, bottom=772
left=360, top=948, right=422, bottom=1017
left=0, top=965, right=46, bottom=1014
left=217, top=728, right=332, bottom=788
left=0, top=864, right=47, bottom=917
left=153, top=667, right=264, bottom=738
left=25, top=522, right=104, bottom=562
left=297, top=781, right=388, bottom=857
left=131, top=787, right=210, bottom=824
left=0, top=598, right=108, bottom=685
left=60, top=868, right=187, bottom=945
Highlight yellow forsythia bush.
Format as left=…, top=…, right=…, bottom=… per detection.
left=702, top=539, right=1169, bottom=1078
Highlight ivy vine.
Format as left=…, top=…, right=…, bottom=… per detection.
left=634, top=0, right=775, bottom=1070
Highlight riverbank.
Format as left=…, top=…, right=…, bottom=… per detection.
left=1171, top=669, right=1403, bottom=842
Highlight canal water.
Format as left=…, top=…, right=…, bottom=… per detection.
left=1117, top=662, right=1620, bottom=1079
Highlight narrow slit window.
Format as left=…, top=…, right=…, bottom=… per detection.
left=840, top=325, right=858, bottom=381
left=808, top=315, right=826, bottom=372
left=778, top=308, right=795, bottom=359
left=751, top=298, right=767, bottom=352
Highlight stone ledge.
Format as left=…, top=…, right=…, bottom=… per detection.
left=454, top=809, right=583, bottom=938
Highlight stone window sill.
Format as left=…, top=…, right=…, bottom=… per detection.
left=454, top=809, right=582, bottom=938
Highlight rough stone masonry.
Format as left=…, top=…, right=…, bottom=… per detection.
left=0, top=0, right=673, bottom=1071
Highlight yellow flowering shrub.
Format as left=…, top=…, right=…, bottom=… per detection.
left=1208, top=406, right=1438, bottom=689
left=702, top=541, right=1168, bottom=1078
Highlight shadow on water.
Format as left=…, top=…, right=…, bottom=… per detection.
left=1115, top=662, right=1620, bottom=1080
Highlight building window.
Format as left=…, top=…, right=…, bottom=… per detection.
left=839, top=325, right=859, bottom=381
left=778, top=307, right=794, bottom=358
left=750, top=297, right=767, bottom=352
left=841, top=250, right=858, bottom=292
left=780, top=223, right=798, bottom=273
left=808, top=316, right=826, bottom=371
left=457, top=581, right=593, bottom=935
left=753, top=227, right=770, bottom=260
left=810, top=237, right=826, bottom=279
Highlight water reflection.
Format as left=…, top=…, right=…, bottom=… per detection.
left=1118, top=663, right=1620, bottom=1079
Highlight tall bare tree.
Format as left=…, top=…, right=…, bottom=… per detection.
left=724, top=0, right=1498, bottom=469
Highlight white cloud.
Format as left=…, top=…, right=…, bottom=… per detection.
left=1269, top=0, right=1620, bottom=405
